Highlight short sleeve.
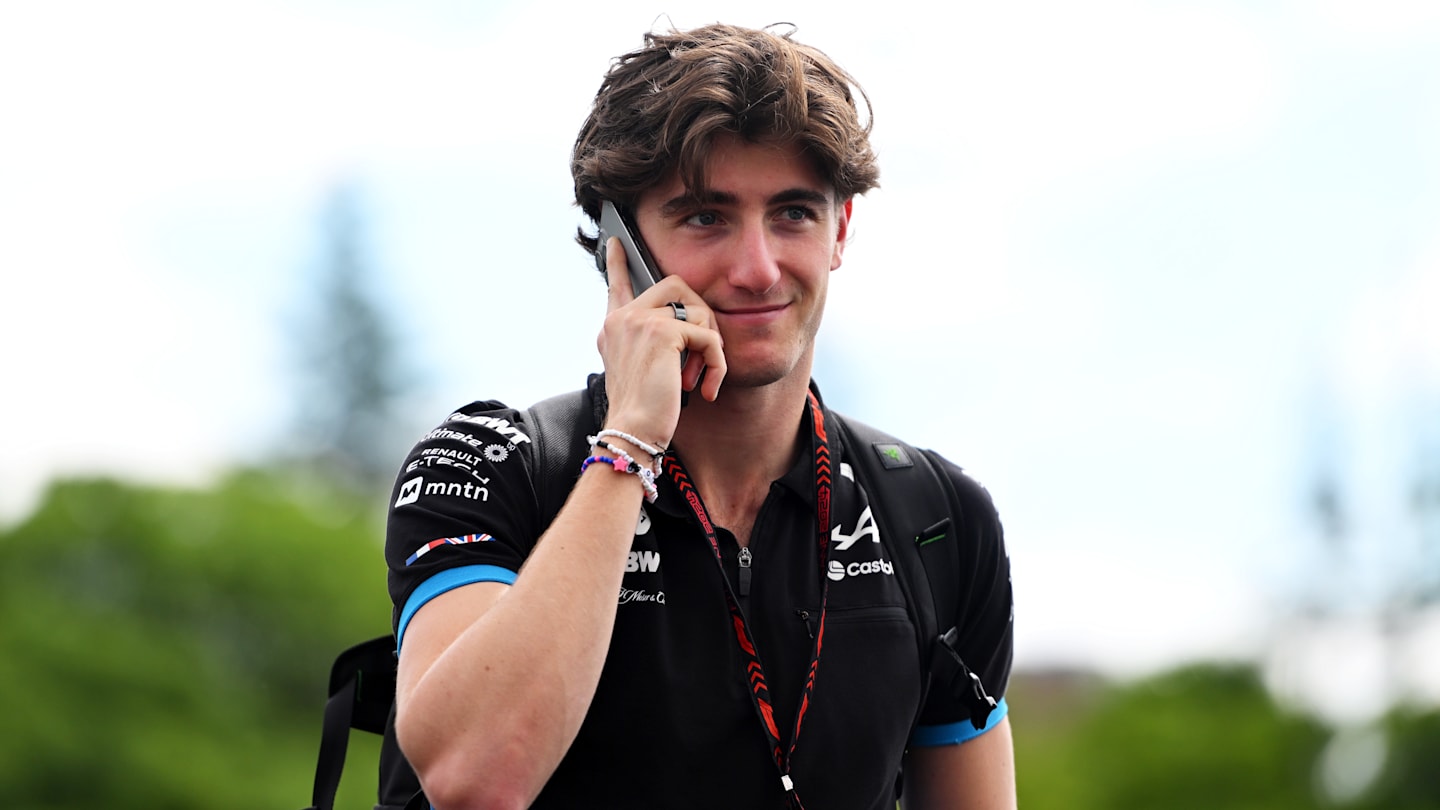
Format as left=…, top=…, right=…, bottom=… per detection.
left=385, top=401, right=544, bottom=645
left=912, top=456, right=1014, bottom=745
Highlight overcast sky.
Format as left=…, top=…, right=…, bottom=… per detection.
left=3, top=1, right=1438, bottom=710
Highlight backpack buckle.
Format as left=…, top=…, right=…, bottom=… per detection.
left=937, top=626, right=998, bottom=730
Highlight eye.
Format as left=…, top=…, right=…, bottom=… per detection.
left=685, top=211, right=720, bottom=227
left=780, top=206, right=816, bottom=222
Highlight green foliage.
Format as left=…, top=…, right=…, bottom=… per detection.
left=1011, top=664, right=1333, bottom=810
left=0, top=472, right=392, bottom=809
left=7, top=472, right=1440, bottom=809
left=1348, top=707, right=1440, bottom=810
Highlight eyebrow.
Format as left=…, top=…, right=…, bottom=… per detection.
left=658, top=187, right=833, bottom=217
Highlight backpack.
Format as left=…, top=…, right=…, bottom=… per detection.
left=302, top=381, right=995, bottom=810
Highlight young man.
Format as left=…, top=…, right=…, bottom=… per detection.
left=385, top=23, right=1015, bottom=810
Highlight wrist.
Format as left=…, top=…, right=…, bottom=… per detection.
left=580, top=452, right=659, bottom=503
left=589, top=429, right=666, bottom=467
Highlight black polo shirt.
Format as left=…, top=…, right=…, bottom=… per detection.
left=386, top=381, right=1012, bottom=810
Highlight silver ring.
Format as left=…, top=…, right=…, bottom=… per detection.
left=667, top=302, right=688, bottom=322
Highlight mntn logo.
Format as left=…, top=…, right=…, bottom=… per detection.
left=395, top=477, right=423, bottom=507
left=827, top=558, right=895, bottom=581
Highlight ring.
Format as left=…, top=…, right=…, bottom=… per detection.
left=667, top=302, right=688, bottom=322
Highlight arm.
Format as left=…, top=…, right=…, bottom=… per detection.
left=901, top=718, right=1017, bottom=810
left=393, top=238, right=727, bottom=810
left=395, top=465, right=645, bottom=810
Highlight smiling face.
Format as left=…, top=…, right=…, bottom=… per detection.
left=634, top=134, right=852, bottom=390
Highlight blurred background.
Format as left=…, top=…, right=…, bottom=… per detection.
left=2, top=1, right=1438, bottom=807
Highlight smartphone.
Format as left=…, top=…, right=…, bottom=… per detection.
left=595, top=200, right=690, bottom=370
left=597, top=200, right=663, bottom=295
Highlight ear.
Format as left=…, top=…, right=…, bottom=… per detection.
left=831, top=197, right=853, bottom=271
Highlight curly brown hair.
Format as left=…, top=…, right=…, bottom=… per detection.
left=571, top=23, right=880, bottom=260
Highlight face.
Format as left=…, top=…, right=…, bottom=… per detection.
left=633, top=134, right=851, bottom=390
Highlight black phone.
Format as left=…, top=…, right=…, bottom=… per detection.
left=595, top=200, right=691, bottom=370
left=596, top=200, right=663, bottom=295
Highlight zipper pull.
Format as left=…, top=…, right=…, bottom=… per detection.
left=737, top=546, right=753, bottom=597
left=794, top=609, right=814, bottom=639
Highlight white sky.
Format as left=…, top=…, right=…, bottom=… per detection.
left=2, top=0, right=1439, bottom=693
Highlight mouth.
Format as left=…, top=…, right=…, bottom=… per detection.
left=716, top=303, right=788, bottom=317
left=715, top=303, right=789, bottom=327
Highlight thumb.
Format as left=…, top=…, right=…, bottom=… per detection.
left=604, top=236, right=636, bottom=313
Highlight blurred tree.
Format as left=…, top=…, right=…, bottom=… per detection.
left=0, top=474, right=391, bottom=809
left=1356, top=706, right=1440, bottom=809
left=1011, top=664, right=1331, bottom=810
left=289, top=182, right=413, bottom=495
left=7, top=474, right=1438, bottom=809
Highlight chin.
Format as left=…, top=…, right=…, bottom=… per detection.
left=719, top=368, right=789, bottom=389
left=718, top=352, right=810, bottom=390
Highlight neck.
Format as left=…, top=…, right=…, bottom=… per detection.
left=669, top=375, right=813, bottom=529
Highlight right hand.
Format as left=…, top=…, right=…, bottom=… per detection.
left=596, top=236, right=726, bottom=448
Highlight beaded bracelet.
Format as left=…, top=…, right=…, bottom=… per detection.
left=581, top=454, right=659, bottom=503
left=591, top=430, right=664, bottom=461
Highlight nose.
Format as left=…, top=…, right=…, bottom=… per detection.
left=727, top=219, right=782, bottom=293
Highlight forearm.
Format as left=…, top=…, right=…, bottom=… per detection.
left=396, top=465, right=645, bottom=810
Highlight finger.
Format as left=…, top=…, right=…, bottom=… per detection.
left=680, top=346, right=708, bottom=392
left=674, top=325, right=726, bottom=401
left=604, top=237, right=634, bottom=313
left=698, top=337, right=726, bottom=401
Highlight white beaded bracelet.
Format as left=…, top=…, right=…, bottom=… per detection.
left=591, top=429, right=664, bottom=460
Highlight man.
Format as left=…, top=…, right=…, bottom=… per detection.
left=385, top=23, right=1015, bottom=810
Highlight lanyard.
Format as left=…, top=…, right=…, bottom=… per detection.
left=662, top=391, right=833, bottom=809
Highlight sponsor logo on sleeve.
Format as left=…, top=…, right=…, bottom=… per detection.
left=393, top=475, right=490, bottom=507
left=395, top=476, right=423, bottom=507
left=444, top=413, right=532, bottom=446
left=406, top=452, right=492, bottom=485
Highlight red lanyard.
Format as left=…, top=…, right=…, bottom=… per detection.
left=662, top=391, right=832, bottom=809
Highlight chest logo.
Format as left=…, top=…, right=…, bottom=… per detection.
left=828, top=558, right=895, bottom=581
left=831, top=505, right=880, bottom=551
left=626, top=550, right=661, bottom=573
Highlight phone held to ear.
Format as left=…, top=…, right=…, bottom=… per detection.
left=596, top=200, right=691, bottom=370
left=597, top=200, right=663, bottom=295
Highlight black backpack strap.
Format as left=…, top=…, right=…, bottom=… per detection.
left=832, top=414, right=948, bottom=669
left=306, top=635, right=403, bottom=810
left=523, top=374, right=606, bottom=524
left=916, top=449, right=999, bottom=730
left=832, top=413, right=997, bottom=731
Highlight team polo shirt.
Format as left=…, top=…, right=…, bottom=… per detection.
left=385, top=379, right=1013, bottom=810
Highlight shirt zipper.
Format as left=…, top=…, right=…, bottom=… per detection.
left=737, top=546, right=753, bottom=597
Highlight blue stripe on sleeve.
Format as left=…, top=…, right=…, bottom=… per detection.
left=911, top=698, right=1009, bottom=747
left=397, top=564, right=518, bottom=650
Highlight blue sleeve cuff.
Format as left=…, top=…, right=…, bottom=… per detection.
left=911, top=697, right=1009, bottom=746
left=397, top=564, right=518, bottom=650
